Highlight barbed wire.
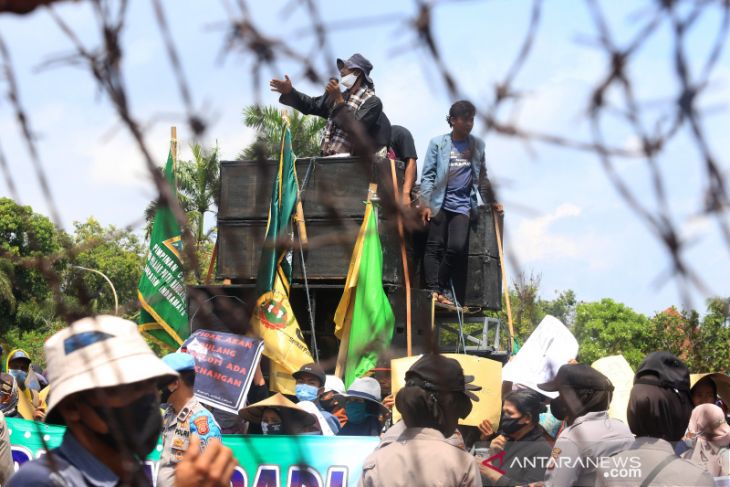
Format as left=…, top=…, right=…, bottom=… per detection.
left=0, top=0, right=727, bottom=359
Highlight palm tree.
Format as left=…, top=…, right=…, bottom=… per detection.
left=176, top=143, right=220, bottom=248
left=144, top=143, right=220, bottom=248
left=239, top=105, right=327, bottom=160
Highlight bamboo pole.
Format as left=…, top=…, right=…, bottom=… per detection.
left=389, top=159, right=412, bottom=356
left=204, top=238, right=218, bottom=285
left=493, top=210, right=515, bottom=353
left=171, top=126, right=177, bottom=169
left=280, top=110, right=309, bottom=246
left=335, top=183, right=377, bottom=379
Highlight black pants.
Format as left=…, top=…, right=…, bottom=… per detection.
left=424, top=210, right=470, bottom=294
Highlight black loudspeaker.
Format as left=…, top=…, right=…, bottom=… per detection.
left=219, top=157, right=404, bottom=220
left=462, top=207, right=503, bottom=309
left=217, top=157, right=405, bottom=284
left=217, top=216, right=402, bottom=283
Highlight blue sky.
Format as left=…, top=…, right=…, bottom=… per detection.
left=1, top=1, right=728, bottom=316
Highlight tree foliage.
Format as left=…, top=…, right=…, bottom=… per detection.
left=239, top=105, right=326, bottom=160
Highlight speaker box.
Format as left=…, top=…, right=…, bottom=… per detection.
left=217, top=216, right=403, bottom=283
left=219, top=157, right=405, bottom=220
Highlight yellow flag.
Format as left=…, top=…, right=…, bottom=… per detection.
left=249, top=275, right=313, bottom=393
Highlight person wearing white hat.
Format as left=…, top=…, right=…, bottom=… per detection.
left=320, top=374, right=347, bottom=428
left=336, top=377, right=387, bottom=436
left=8, top=316, right=237, bottom=487
left=157, top=352, right=222, bottom=487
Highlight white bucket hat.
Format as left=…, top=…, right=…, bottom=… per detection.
left=44, top=315, right=178, bottom=424
left=335, top=377, right=388, bottom=414
left=324, top=375, right=346, bottom=395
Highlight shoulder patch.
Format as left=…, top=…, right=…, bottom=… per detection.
left=177, top=405, right=193, bottom=422
left=193, top=415, right=210, bottom=435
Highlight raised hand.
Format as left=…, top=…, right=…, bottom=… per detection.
left=270, top=75, right=293, bottom=95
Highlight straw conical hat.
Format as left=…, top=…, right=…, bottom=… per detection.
left=239, top=393, right=317, bottom=427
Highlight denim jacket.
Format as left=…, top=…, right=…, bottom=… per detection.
left=419, top=133, right=490, bottom=217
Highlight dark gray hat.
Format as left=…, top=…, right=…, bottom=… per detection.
left=336, top=53, right=373, bottom=86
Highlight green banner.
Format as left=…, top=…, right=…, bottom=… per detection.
left=138, top=149, right=189, bottom=349
left=7, top=418, right=378, bottom=486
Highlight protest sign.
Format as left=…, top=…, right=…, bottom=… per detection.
left=7, top=418, right=377, bottom=487
left=592, top=355, right=634, bottom=424
left=182, top=329, right=264, bottom=414
left=502, top=315, right=578, bottom=398
left=390, top=353, right=502, bottom=427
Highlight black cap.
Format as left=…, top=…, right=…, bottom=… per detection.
left=336, top=53, right=373, bottom=85
left=538, top=364, right=614, bottom=392
left=634, top=351, right=690, bottom=392
left=292, top=363, right=326, bottom=386
left=405, top=354, right=481, bottom=402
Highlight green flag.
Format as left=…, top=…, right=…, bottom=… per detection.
left=138, top=149, right=189, bottom=349
left=249, top=123, right=313, bottom=394
left=334, top=201, right=396, bottom=387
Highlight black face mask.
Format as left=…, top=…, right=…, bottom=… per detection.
left=499, top=414, right=526, bottom=437
left=319, top=397, right=337, bottom=412
left=550, top=396, right=567, bottom=421
left=91, top=393, right=162, bottom=459
left=159, top=385, right=175, bottom=405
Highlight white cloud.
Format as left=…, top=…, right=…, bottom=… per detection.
left=514, top=203, right=582, bottom=261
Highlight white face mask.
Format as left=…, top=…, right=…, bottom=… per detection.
left=340, top=73, right=358, bottom=89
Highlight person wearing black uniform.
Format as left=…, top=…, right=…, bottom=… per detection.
left=388, top=124, right=418, bottom=205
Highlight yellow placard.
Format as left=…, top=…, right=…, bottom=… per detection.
left=591, top=355, right=634, bottom=425
left=690, top=373, right=730, bottom=405
left=390, top=354, right=502, bottom=427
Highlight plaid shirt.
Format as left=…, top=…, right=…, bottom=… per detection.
left=321, top=85, right=375, bottom=156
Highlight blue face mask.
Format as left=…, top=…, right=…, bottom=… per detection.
left=295, top=383, right=319, bottom=402
left=345, top=401, right=368, bottom=424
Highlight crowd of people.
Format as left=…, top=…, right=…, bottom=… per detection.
left=0, top=314, right=726, bottom=486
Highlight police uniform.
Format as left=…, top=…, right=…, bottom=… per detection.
left=544, top=411, right=634, bottom=487
left=157, top=396, right=222, bottom=487
left=595, top=437, right=714, bottom=487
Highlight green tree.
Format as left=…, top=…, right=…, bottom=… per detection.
left=239, top=105, right=326, bottom=159
left=0, top=198, right=64, bottom=331
left=176, top=143, right=220, bottom=248
left=67, top=218, right=146, bottom=315
left=690, top=298, right=730, bottom=372
left=573, top=298, right=652, bottom=369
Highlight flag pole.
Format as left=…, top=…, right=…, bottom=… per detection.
left=388, top=160, right=412, bottom=356
left=171, top=126, right=177, bottom=169
left=492, top=210, right=514, bottom=353
left=335, top=183, right=377, bottom=379
left=280, top=110, right=309, bottom=246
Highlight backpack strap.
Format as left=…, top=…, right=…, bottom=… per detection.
left=640, top=454, right=676, bottom=487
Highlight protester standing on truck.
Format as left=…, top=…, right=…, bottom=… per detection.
left=270, top=53, right=391, bottom=157
left=420, top=100, right=499, bottom=306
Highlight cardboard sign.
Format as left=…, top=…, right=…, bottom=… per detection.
left=8, top=417, right=378, bottom=487
left=592, top=355, right=634, bottom=424
left=502, top=315, right=578, bottom=398
left=390, top=354, right=502, bottom=427
left=182, top=329, right=264, bottom=414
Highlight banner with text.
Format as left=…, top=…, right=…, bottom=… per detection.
left=7, top=418, right=378, bottom=487
left=182, top=329, right=264, bottom=414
